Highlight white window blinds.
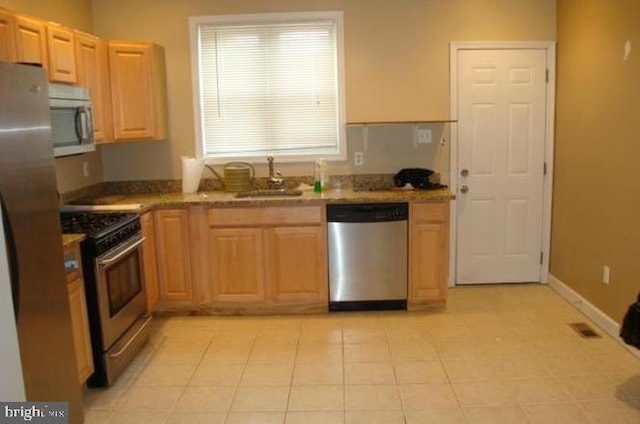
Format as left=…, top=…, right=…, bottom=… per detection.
left=192, top=12, right=345, bottom=161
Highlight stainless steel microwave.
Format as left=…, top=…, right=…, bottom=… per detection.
left=48, top=83, right=95, bottom=157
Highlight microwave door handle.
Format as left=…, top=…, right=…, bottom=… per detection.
left=83, top=107, right=93, bottom=145
left=74, top=108, right=83, bottom=141
left=77, top=107, right=90, bottom=143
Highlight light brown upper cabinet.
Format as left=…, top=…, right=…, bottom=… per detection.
left=0, top=9, right=17, bottom=62
left=46, top=23, right=76, bottom=83
left=15, top=14, right=47, bottom=68
left=74, top=30, right=112, bottom=142
left=108, top=41, right=167, bottom=141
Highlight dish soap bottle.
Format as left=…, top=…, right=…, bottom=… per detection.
left=314, top=159, right=328, bottom=192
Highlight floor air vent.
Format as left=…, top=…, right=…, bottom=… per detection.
left=569, top=322, right=601, bottom=338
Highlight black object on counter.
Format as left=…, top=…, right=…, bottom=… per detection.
left=394, top=168, right=435, bottom=189
left=620, top=292, right=640, bottom=349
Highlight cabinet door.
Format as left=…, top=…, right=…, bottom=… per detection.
left=46, top=24, right=76, bottom=83
left=267, top=226, right=327, bottom=302
left=154, top=209, right=193, bottom=302
left=15, top=14, right=47, bottom=67
left=209, top=227, right=265, bottom=302
left=67, top=278, right=94, bottom=384
left=75, top=31, right=112, bottom=141
left=108, top=41, right=167, bottom=140
left=409, top=222, right=448, bottom=302
left=0, top=9, right=16, bottom=62
left=140, top=211, right=159, bottom=313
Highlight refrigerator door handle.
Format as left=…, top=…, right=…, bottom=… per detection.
left=0, top=195, right=20, bottom=320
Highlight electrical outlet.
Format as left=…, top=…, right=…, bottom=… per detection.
left=417, top=129, right=432, bottom=144
left=603, top=265, right=610, bottom=284
left=82, top=161, right=90, bottom=177
left=354, top=151, right=364, bottom=166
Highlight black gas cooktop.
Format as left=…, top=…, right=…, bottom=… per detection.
left=60, top=212, right=137, bottom=238
left=60, top=212, right=141, bottom=255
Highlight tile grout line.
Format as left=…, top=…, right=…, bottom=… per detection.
left=384, top=324, right=408, bottom=423
left=220, top=327, right=257, bottom=423
left=282, top=320, right=303, bottom=422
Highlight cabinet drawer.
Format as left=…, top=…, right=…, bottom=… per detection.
left=411, top=202, right=448, bottom=223
left=209, top=206, right=323, bottom=227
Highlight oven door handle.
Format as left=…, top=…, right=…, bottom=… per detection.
left=97, top=235, right=145, bottom=267
left=108, top=314, right=152, bottom=359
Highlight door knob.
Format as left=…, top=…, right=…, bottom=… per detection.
left=460, top=185, right=469, bottom=193
left=460, top=169, right=469, bottom=177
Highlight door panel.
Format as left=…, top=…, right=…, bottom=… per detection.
left=457, top=49, right=546, bottom=284
left=209, top=228, right=265, bottom=302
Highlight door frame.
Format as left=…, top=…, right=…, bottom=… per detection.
left=448, top=41, right=556, bottom=287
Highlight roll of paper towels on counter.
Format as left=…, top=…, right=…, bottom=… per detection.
left=181, top=156, right=205, bottom=193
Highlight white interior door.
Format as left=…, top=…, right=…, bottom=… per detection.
left=456, top=48, right=547, bottom=284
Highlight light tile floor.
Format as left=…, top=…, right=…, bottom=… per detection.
left=83, top=284, right=640, bottom=424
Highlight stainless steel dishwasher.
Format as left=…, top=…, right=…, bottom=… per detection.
left=327, top=203, right=408, bottom=311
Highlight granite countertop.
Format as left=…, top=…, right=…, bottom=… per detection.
left=62, top=233, right=85, bottom=247
left=75, top=188, right=455, bottom=211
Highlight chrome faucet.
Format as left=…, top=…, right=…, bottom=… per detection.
left=266, top=156, right=284, bottom=189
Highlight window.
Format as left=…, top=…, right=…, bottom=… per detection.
left=190, top=12, right=346, bottom=163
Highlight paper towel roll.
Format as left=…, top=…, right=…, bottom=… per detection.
left=181, top=156, right=205, bottom=193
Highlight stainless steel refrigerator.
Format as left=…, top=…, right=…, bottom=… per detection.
left=0, top=62, right=84, bottom=423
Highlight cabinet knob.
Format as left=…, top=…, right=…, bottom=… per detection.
left=460, top=185, right=469, bottom=194
left=460, top=169, right=469, bottom=177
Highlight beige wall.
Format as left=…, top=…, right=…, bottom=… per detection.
left=0, top=0, right=93, bottom=32
left=92, top=0, right=556, bottom=181
left=553, top=0, right=640, bottom=322
left=0, top=0, right=104, bottom=194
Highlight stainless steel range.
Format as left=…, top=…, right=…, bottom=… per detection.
left=60, top=211, right=151, bottom=386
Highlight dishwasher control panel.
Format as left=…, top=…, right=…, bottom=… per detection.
left=326, top=203, right=408, bottom=223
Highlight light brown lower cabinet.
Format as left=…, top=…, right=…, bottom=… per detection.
left=63, top=242, right=94, bottom=384
left=266, top=226, right=327, bottom=302
left=408, top=201, right=449, bottom=309
left=206, top=206, right=328, bottom=312
left=140, top=211, right=159, bottom=313
left=150, top=201, right=451, bottom=314
left=209, top=227, right=266, bottom=302
left=154, top=208, right=193, bottom=304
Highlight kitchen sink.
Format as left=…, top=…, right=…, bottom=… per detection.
left=234, top=189, right=303, bottom=198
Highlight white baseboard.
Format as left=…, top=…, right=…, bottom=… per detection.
left=547, top=274, right=640, bottom=359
